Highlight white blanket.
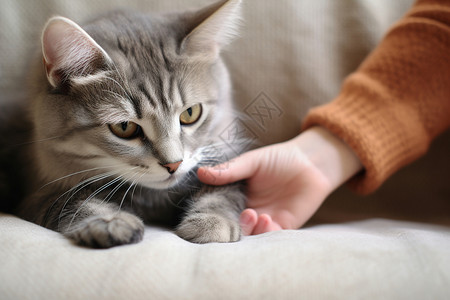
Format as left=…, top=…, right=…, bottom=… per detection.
left=1, top=0, right=449, bottom=299
left=1, top=214, right=449, bottom=299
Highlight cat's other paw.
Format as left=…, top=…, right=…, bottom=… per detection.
left=176, top=213, right=240, bottom=243
left=65, top=212, right=144, bottom=248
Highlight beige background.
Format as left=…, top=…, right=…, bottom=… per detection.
left=1, top=0, right=446, bottom=226
left=1, top=1, right=449, bottom=298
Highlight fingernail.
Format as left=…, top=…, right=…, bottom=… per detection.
left=240, top=212, right=252, bottom=226
left=198, top=167, right=217, bottom=183
left=197, top=167, right=206, bottom=175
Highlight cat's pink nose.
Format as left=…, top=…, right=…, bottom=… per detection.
left=162, top=161, right=182, bottom=174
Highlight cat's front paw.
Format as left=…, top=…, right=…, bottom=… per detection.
left=176, top=213, right=240, bottom=243
left=65, top=212, right=144, bottom=248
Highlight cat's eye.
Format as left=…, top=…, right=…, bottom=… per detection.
left=109, top=121, right=141, bottom=139
left=180, top=104, right=202, bottom=125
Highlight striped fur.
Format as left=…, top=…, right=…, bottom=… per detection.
left=16, top=0, right=246, bottom=248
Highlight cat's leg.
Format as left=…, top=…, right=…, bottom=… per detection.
left=59, top=199, right=144, bottom=248
left=25, top=190, right=145, bottom=248
left=176, top=184, right=245, bottom=243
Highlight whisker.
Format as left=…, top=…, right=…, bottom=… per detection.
left=129, top=172, right=146, bottom=210
left=66, top=175, right=124, bottom=231
left=38, top=164, right=126, bottom=191
left=118, top=172, right=142, bottom=212
left=66, top=167, right=139, bottom=230
left=56, top=172, right=117, bottom=229
left=43, top=171, right=114, bottom=228
left=102, top=90, right=130, bottom=103
left=100, top=168, right=144, bottom=208
left=102, top=176, right=128, bottom=205
left=60, top=172, right=115, bottom=206
left=102, top=75, right=131, bottom=99
left=9, top=135, right=65, bottom=148
left=110, top=64, right=133, bottom=94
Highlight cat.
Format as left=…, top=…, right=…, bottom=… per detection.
left=9, top=0, right=248, bottom=248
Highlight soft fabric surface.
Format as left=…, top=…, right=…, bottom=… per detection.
left=1, top=213, right=449, bottom=299
left=1, top=0, right=449, bottom=299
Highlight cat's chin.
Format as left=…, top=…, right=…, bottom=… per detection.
left=132, top=158, right=198, bottom=190
left=139, top=172, right=188, bottom=190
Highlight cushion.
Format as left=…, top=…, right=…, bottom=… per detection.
left=1, top=214, right=449, bottom=299
left=1, top=0, right=449, bottom=298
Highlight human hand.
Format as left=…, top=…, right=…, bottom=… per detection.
left=198, top=138, right=331, bottom=235
left=198, top=127, right=362, bottom=236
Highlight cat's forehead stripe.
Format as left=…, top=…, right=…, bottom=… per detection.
left=170, top=76, right=183, bottom=107
left=155, top=75, right=169, bottom=111
left=137, top=82, right=156, bottom=108
left=159, top=41, right=174, bottom=73
left=130, top=96, right=143, bottom=119
left=177, top=80, right=187, bottom=106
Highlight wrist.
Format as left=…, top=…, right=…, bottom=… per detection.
left=287, top=126, right=363, bottom=192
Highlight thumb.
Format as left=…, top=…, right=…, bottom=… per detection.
left=197, top=150, right=260, bottom=185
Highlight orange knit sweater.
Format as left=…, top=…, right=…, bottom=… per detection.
left=302, top=0, right=450, bottom=194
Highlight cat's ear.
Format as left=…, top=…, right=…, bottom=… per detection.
left=182, top=0, right=241, bottom=59
left=41, top=16, right=112, bottom=88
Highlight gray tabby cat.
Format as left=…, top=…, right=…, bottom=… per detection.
left=13, top=0, right=247, bottom=248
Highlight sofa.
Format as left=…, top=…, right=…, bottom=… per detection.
left=1, top=0, right=449, bottom=299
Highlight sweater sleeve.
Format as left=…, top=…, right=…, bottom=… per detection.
left=302, top=0, right=450, bottom=194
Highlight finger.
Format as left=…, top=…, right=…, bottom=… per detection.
left=251, top=214, right=282, bottom=235
left=197, top=150, right=260, bottom=185
left=239, top=209, right=258, bottom=236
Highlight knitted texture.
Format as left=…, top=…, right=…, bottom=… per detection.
left=303, top=0, right=450, bottom=194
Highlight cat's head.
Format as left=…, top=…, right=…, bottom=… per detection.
left=32, top=0, right=241, bottom=189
